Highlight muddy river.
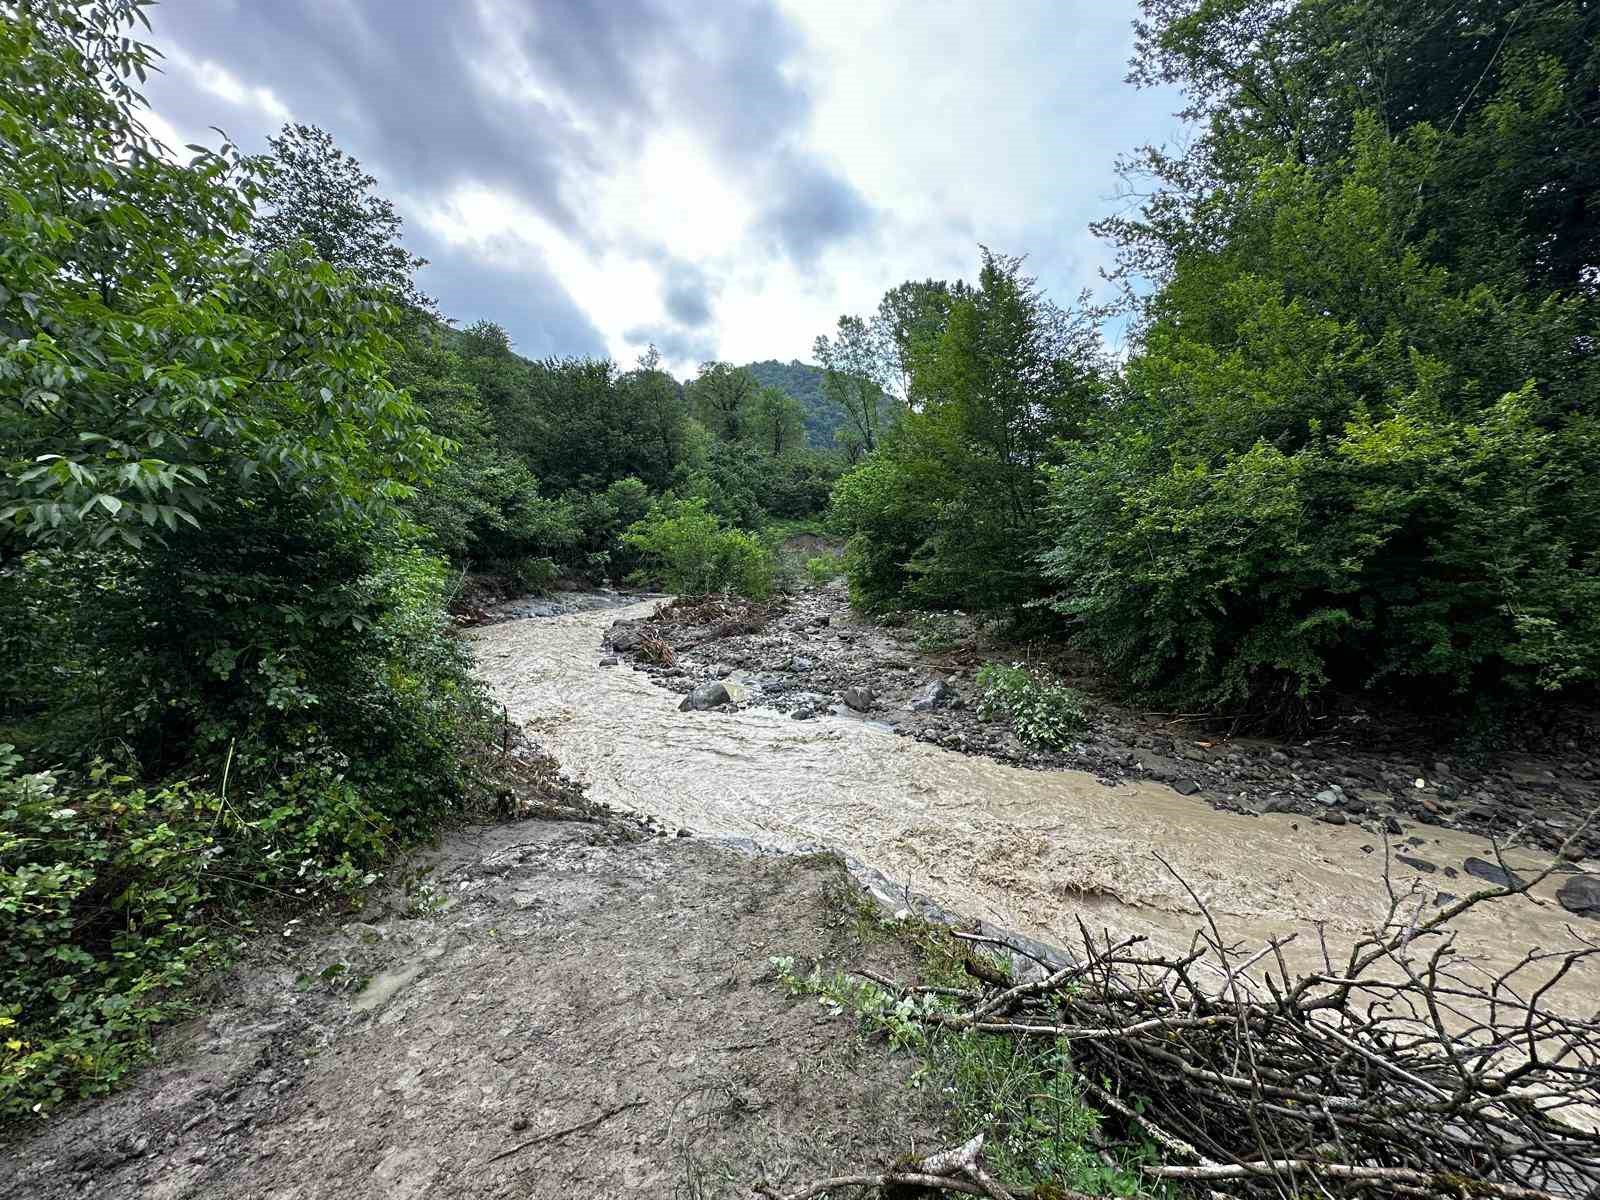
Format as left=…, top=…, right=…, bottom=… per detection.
left=472, top=602, right=1597, bottom=990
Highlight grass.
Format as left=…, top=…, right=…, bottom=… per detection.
left=773, top=885, right=1159, bottom=1197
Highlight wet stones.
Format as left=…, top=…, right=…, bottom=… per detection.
left=1556, top=873, right=1600, bottom=918
left=1172, top=779, right=1201, bottom=797
left=910, top=677, right=954, bottom=713
left=841, top=686, right=875, bottom=712
left=1462, top=857, right=1527, bottom=890
left=679, top=682, right=731, bottom=712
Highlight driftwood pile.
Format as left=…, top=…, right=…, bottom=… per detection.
left=769, top=829, right=1600, bottom=1200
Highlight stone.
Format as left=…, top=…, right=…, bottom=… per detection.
left=1462, top=856, right=1526, bottom=890
left=786, top=655, right=816, bottom=673
left=910, top=677, right=954, bottom=713
left=1313, top=788, right=1341, bottom=806
left=1556, top=873, right=1600, bottom=918
left=791, top=707, right=816, bottom=721
left=598, top=656, right=619, bottom=667
left=606, top=621, right=644, bottom=651
left=1318, top=810, right=1347, bottom=826
left=1261, top=795, right=1297, bottom=814
left=713, top=663, right=733, bottom=679
left=841, top=686, right=875, bottom=712
left=1172, top=778, right=1201, bottom=797
left=1268, top=750, right=1290, bottom=766
left=1396, top=855, right=1437, bottom=874
left=679, top=681, right=731, bottom=711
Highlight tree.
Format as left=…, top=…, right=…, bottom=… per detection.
left=686, top=361, right=758, bottom=442
left=744, top=384, right=806, bottom=457
left=0, top=7, right=438, bottom=554
left=250, top=122, right=435, bottom=313
left=813, top=315, right=888, bottom=460
left=829, top=251, right=1104, bottom=611
left=874, top=279, right=965, bottom=405
left=622, top=345, right=692, bottom=488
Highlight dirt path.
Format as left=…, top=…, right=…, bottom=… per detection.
left=2, top=820, right=943, bottom=1198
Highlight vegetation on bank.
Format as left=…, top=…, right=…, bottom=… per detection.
left=825, top=0, right=1599, bottom=722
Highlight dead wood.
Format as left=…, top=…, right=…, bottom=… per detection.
left=770, top=812, right=1600, bottom=1199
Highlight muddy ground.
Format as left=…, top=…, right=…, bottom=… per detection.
left=1, top=808, right=948, bottom=1199
left=610, top=585, right=1600, bottom=865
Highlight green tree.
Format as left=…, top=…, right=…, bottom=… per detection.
left=686, top=360, right=758, bottom=442
left=250, top=122, right=434, bottom=313
left=1, top=5, right=438, bottom=555
left=744, top=384, right=806, bottom=456
left=813, top=315, right=889, bottom=461
left=830, top=252, right=1104, bottom=611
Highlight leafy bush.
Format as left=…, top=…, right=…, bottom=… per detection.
left=622, top=497, right=774, bottom=599
left=1043, top=130, right=1600, bottom=715
left=0, top=755, right=221, bottom=1118
left=975, top=663, right=1090, bottom=748
left=805, top=552, right=845, bottom=585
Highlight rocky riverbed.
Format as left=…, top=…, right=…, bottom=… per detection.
left=605, top=584, right=1600, bottom=874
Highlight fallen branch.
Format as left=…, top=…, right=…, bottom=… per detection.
left=484, top=1098, right=647, bottom=1165
left=775, top=810, right=1600, bottom=1199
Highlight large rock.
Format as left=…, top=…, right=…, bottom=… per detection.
left=679, top=681, right=731, bottom=711
left=607, top=620, right=645, bottom=651
left=910, top=677, right=954, bottom=713
left=841, top=686, right=875, bottom=712
left=1557, top=873, right=1600, bottom=918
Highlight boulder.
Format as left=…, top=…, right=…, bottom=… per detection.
left=679, top=681, right=731, bottom=712
left=607, top=620, right=645, bottom=651
left=1557, top=873, right=1600, bottom=918
left=841, top=686, right=875, bottom=712
left=1172, top=778, right=1201, bottom=797
left=910, top=677, right=954, bottom=712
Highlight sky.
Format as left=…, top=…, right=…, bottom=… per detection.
left=139, top=0, right=1184, bottom=376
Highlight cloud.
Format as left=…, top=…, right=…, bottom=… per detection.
left=137, top=0, right=1183, bottom=369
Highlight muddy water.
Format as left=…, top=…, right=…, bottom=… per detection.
left=472, top=603, right=1596, bottom=990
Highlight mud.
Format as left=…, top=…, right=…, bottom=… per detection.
left=2, top=821, right=945, bottom=1199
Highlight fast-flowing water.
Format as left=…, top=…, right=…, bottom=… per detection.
left=471, top=602, right=1596, bottom=990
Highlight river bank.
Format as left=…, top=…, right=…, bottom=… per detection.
left=1, top=805, right=951, bottom=1198
left=607, top=583, right=1600, bottom=867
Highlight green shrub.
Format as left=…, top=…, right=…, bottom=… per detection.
left=975, top=663, right=1090, bottom=748
left=805, top=552, right=845, bottom=585
left=622, top=498, right=774, bottom=599
left=0, top=755, right=221, bottom=1118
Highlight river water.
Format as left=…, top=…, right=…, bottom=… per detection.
left=471, top=602, right=1596, bottom=991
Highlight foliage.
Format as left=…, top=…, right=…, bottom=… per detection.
left=742, top=359, right=838, bottom=449
left=975, top=663, right=1090, bottom=748
left=805, top=552, right=844, bottom=586
left=1047, top=113, right=1600, bottom=712
left=249, top=122, right=434, bottom=313
left=0, top=0, right=494, bottom=1122
left=686, top=361, right=758, bottom=443
left=0, top=9, right=439, bottom=555
left=813, top=315, right=892, bottom=461
left=0, top=757, right=220, bottom=1119
left=829, top=251, right=1106, bottom=612
left=622, top=497, right=774, bottom=599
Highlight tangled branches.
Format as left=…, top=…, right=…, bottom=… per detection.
left=780, top=822, right=1600, bottom=1200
